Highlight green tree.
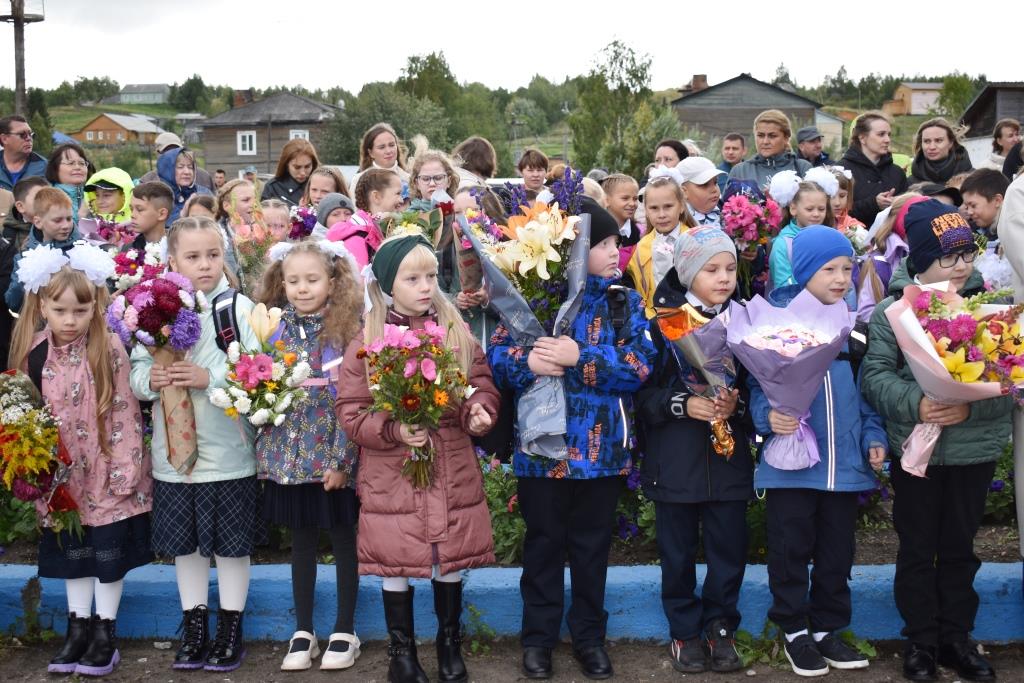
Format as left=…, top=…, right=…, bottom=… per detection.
left=47, top=80, right=75, bottom=107
left=504, top=97, right=547, bottom=137
left=936, top=72, right=977, bottom=120
left=772, top=63, right=795, bottom=87
left=29, top=113, right=52, bottom=158
left=72, top=76, right=119, bottom=103
left=569, top=40, right=652, bottom=171
left=319, top=83, right=449, bottom=165
left=27, top=88, right=50, bottom=127
left=616, top=100, right=683, bottom=180
left=396, top=52, right=460, bottom=108
left=170, top=75, right=209, bottom=112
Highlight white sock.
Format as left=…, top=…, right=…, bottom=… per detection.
left=65, top=577, right=94, bottom=617
left=175, top=551, right=211, bottom=610
left=214, top=555, right=251, bottom=611
left=93, top=579, right=124, bottom=620
left=813, top=631, right=829, bottom=643
left=785, top=629, right=809, bottom=642
left=382, top=576, right=410, bottom=592
left=433, top=569, right=462, bottom=584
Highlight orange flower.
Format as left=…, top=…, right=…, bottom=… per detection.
left=434, top=389, right=449, bottom=408
left=275, top=340, right=286, bottom=351
left=401, top=395, right=421, bottom=411
left=283, top=352, right=297, bottom=366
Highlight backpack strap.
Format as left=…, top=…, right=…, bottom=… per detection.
left=27, top=339, right=49, bottom=393
left=211, top=288, right=239, bottom=354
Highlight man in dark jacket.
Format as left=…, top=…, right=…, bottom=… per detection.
left=0, top=115, right=48, bottom=191
left=796, top=127, right=830, bottom=168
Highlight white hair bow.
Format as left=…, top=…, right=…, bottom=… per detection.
left=268, top=238, right=360, bottom=276
left=828, top=165, right=853, bottom=181
left=17, top=241, right=114, bottom=293
left=648, top=164, right=684, bottom=185
left=804, top=166, right=840, bottom=198
left=360, top=263, right=392, bottom=313
left=768, top=170, right=801, bottom=206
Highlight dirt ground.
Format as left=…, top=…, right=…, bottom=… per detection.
left=1, top=638, right=1022, bottom=682
left=1, top=523, right=1020, bottom=568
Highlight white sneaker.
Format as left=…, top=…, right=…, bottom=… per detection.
left=280, top=631, right=319, bottom=671
left=320, top=632, right=361, bottom=670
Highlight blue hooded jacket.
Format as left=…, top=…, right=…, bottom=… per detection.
left=5, top=224, right=82, bottom=312
left=747, top=284, right=885, bottom=492
left=157, top=148, right=213, bottom=222
left=488, top=275, right=656, bottom=479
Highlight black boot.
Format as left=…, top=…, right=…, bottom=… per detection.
left=433, top=579, right=467, bottom=682
left=74, top=617, right=120, bottom=677
left=173, top=605, right=209, bottom=670
left=48, top=613, right=92, bottom=674
left=204, top=609, right=246, bottom=672
left=383, top=587, right=428, bottom=683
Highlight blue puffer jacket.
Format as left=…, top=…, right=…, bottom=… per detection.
left=748, top=284, right=885, bottom=492
left=488, top=275, right=656, bottom=479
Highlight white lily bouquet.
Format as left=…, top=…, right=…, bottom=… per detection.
left=208, top=303, right=312, bottom=427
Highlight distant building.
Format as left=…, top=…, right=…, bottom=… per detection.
left=883, top=82, right=943, bottom=116
left=670, top=74, right=841, bottom=151
left=201, top=92, right=340, bottom=178
left=71, top=113, right=167, bottom=146
left=175, top=113, right=207, bottom=145
left=118, top=84, right=171, bottom=106
left=960, top=82, right=1024, bottom=166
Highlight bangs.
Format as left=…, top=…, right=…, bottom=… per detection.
left=402, top=244, right=439, bottom=272
left=45, top=267, right=96, bottom=304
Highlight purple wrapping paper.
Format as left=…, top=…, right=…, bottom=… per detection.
left=726, top=290, right=854, bottom=470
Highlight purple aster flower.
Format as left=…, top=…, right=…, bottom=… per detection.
left=626, top=468, right=641, bottom=491
left=169, top=309, right=202, bottom=351
left=967, top=345, right=983, bottom=363
left=162, top=271, right=194, bottom=292
left=130, top=290, right=154, bottom=309
left=990, top=479, right=1005, bottom=492
left=135, top=329, right=156, bottom=346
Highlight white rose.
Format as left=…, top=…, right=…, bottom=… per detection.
left=249, top=408, right=271, bottom=426
left=227, top=341, right=241, bottom=363
left=271, top=363, right=285, bottom=381
left=208, top=388, right=232, bottom=409
left=264, top=393, right=277, bottom=405
left=273, top=413, right=286, bottom=427
left=233, top=397, right=252, bottom=413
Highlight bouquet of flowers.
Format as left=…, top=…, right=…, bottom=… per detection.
left=112, top=240, right=165, bottom=292
left=79, top=217, right=136, bottom=249
left=381, top=206, right=444, bottom=247
left=720, top=193, right=783, bottom=253
left=357, top=321, right=472, bottom=488
left=208, top=303, right=311, bottom=428
left=455, top=207, right=503, bottom=293
left=726, top=290, right=854, bottom=470
left=0, top=370, right=80, bottom=536
left=885, top=283, right=1019, bottom=475
left=462, top=200, right=591, bottom=460
left=289, top=205, right=318, bottom=240
left=106, top=271, right=209, bottom=474
left=655, top=304, right=736, bottom=458
left=234, top=205, right=288, bottom=284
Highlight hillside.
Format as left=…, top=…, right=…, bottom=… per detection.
left=49, top=103, right=180, bottom=134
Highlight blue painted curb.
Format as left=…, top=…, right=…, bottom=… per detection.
left=1, top=563, right=1022, bottom=642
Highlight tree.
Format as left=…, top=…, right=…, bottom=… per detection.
left=772, top=63, right=795, bottom=87
left=504, top=97, right=547, bottom=137
left=72, top=77, right=119, bottom=104
left=27, top=88, right=50, bottom=127
left=170, top=75, right=209, bottom=112
left=615, top=100, right=683, bottom=180
left=396, top=52, right=460, bottom=108
left=47, top=80, right=75, bottom=107
left=319, top=83, right=449, bottom=165
left=29, top=112, right=52, bottom=158
left=936, top=72, right=977, bottom=120
left=568, top=41, right=652, bottom=170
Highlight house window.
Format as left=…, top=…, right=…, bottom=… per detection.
left=237, top=130, right=257, bottom=156
left=117, top=132, right=125, bottom=141
left=289, top=129, right=309, bottom=141
left=97, top=132, right=104, bottom=141
left=86, top=131, right=94, bottom=141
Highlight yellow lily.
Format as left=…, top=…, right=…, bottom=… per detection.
left=485, top=242, right=518, bottom=275
left=246, top=303, right=283, bottom=345
left=512, top=222, right=560, bottom=280
left=941, top=347, right=985, bottom=383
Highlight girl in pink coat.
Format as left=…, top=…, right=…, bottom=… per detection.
left=9, top=242, right=152, bottom=678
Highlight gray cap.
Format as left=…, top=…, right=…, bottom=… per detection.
left=796, top=126, right=823, bottom=143
left=317, top=193, right=356, bottom=227
left=242, top=165, right=258, bottom=174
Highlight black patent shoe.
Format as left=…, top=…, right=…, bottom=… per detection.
left=903, top=642, right=937, bottom=682
left=74, top=617, right=120, bottom=677
left=522, top=646, right=553, bottom=679
left=204, top=609, right=246, bottom=672
left=173, top=605, right=209, bottom=670
left=48, top=613, right=91, bottom=674
left=573, top=645, right=613, bottom=680
left=938, top=641, right=995, bottom=682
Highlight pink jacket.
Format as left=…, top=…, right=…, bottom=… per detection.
left=325, top=210, right=384, bottom=270
left=31, top=330, right=152, bottom=528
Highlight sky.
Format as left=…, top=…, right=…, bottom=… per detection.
left=0, top=0, right=1017, bottom=95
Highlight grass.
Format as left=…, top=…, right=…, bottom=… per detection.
left=50, top=103, right=180, bottom=133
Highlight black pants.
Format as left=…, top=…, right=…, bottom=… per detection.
left=517, top=475, right=624, bottom=649
left=891, top=460, right=996, bottom=646
left=766, top=488, right=858, bottom=634
left=654, top=500, right=748, bottom=640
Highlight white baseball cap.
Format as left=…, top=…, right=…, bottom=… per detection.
left=677, top=156, right=726, bottom=185
left=155, top=132, right=183, bottom=153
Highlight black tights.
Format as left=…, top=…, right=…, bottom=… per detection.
left=291, top=524, right=358, bottom=634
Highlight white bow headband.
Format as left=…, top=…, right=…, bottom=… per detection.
left=648, top=164, right=684, bottom=185
left=267, top=238, right=360, bottom=276
left=17, top=242, right=115, bottom=293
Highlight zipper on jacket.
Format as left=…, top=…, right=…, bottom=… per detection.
left=618, top=398, right=629, bottom=450
left=824, top=371, right=836, bottom=490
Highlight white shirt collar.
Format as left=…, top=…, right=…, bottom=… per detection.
left=684, top=290, right=722, bottom=314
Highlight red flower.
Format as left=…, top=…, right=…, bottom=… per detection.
left=401, top=395, right=421, bottom=412
left=48, top=484, right=77, bottom=513
left=137, top=307, right=167, bottom=335
left=154, top=291, right=182, bottom=317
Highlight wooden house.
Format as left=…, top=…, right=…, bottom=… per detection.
left=960, top=82, right=1024, bottom=166
left=201, top=92, right=339, bottom=178
left=71, top=113, right=167, bottom=146
left=118, top=84, right=171, bottom=105
left=883, top=82, right=943, bottom=116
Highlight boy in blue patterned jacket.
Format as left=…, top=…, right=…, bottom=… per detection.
left=488, top=197, right=655, bottom=680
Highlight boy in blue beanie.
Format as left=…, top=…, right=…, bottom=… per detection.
left=861, top=199, right=1009, bottom=683
left=749, top=225, right=887, bottom=677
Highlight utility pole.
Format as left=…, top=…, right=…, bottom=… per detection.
left=2, top=1, right=46, bottom=116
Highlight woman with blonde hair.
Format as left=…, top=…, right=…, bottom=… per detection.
left=728, top=109, right=812, bottom=190
left=908, top=117, right=973, bottom=185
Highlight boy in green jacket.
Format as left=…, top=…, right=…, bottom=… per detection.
left=861, top=199, right=1010, bottom=683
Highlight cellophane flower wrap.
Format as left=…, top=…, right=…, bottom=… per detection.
left=726, top=290, right=854, bottom=470
left=462, top=198, right=592, bottom=460
left=655, top=304, right=736, bottom=458
left=289, top=205, right=318, bottom=240
left=112, top=241, right=165, bottom=292
left=79, top=217, right=136, bottom=250
left=106, top=270, right=209, bottom=474
left=232, top=204, right=287, bottom=284
left=357, top=321, right=471, bottom=489
left=0, top=370, right=81, bottom=537
left=208, top=303, right=310, bottom=429
left=885, top=283, right=1018, bottom=476
left=456, top=207, right=504, bottom=293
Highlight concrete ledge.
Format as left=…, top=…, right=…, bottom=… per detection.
left=1, top=563, right=1021, bottom=641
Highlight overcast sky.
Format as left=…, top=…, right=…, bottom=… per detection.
left=0, top=1, right=1015, bottom=94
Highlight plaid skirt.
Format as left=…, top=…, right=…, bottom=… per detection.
left=151, top=477, right=264, bottom=558
left=38, top=513, right=153, bottom=583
